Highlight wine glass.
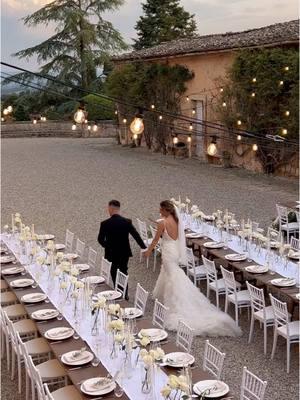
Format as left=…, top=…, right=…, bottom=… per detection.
left=57, top=312, right=63, bottom=321
left=114, top=384, right=124, bottom=398
left=91, top=356, right=100, bottom=367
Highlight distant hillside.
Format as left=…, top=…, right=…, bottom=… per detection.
left=1, top=82, right=24, bottom=96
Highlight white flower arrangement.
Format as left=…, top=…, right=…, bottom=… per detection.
left=185, top=197, right=191, bottom=204
left=108, top=303, right=122, bottom=317
left=161, top=374, right=190, bottom=399
left=108, top=319, right=124, bottom=332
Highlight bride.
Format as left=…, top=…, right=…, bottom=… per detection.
left=144, top=200, right=241, bottom=337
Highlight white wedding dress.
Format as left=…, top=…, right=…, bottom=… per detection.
left=153, top=223, right=241, bottom=337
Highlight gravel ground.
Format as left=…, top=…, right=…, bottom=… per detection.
left=1, top=138, right=299, bottom=400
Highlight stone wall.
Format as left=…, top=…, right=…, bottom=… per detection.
left=1, top=120, right=118, bottom=139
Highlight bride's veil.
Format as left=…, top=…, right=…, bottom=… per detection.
left=174, top=206, right=187, bottom=266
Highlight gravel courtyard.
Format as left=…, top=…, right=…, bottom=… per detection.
left=1, top=138, right=299, bottom=400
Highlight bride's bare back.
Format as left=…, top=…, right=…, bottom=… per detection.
left=163, top=215, right=178, bottom=240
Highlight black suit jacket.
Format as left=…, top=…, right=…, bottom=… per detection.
left=97, top=214, right=147, bottom=261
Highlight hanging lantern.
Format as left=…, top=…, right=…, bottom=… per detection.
left=74, top=108, right=86, bottom=124
left=237, top=135, right=242, bottom=141
left=252, top=144, right=258, bottom=151
left=207, top=137, right=218, bottom=156
left=7, top=106, right=13, bottom=113
left=130, top=109, right=144, bottom=135
left=72, top=124, right=77, bottom=131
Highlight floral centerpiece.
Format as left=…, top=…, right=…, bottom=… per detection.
left=161, top=373, right=191, bottom=400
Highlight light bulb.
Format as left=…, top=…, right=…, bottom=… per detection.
left=87, top=125, right=91, bottom=130
left=123, top=118, right=127, bottom=124
left=186, top=96, right=190, bottom=101
left=74, top=109, right=86, bottom=124
left=130, top=116, right=144, bottom=135
left=252, top=144, right=258, bottom=151
left=3, top=109, right=9, bottom=115
left=7, top=106, right=13, bottom=113
left=114, top=110, right=118, bottom=115
left=222, top=102, right=226, bottom=107
left=159, top=115, right=163, bottom=120
left=220, top=88, right=224, bottom=93
left=151, top=104, right=155, bottom=109
left=279, top=80, right=284, bottom=86
left=192, top=108, right=196, bottom=115
left=237, top=120, right=242, bottom=126
left=33, top=119, right=37, bottom=124
left=189, top=123, right=193, bottom=131
left=284, top=66, right=289, bottom=71
left=92, top=124, right=98, bottom=132
left=72, top=124, right=76, bottom=131
left=251, top=92, right=256, bottom=97
left=84, top=119, right=88, bottom=124
left=252, top=77, right=257, bottom=83
left=173, top=136, right=178, bottom=144
left=237, top=135, right=242, bottom=141
left=207, top=142, right=217, bottom=156
left=187, top=135, right=192, bottom=143
left=133, top=133, right=138, bottom=140
left=282, top=128, right=287, bottom=135
left=285, top=111, right=290, bottom=116
left=1, top=117, right=5, bottom=122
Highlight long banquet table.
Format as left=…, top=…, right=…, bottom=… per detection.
left=1, top=234, right=230, bottom=400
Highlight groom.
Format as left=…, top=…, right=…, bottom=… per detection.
left=97, top=200, right=147, bottom=294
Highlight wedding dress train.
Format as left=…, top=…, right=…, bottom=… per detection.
left=153, top=229, right=241, bottom=337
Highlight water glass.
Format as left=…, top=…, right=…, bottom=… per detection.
left=92, top=356, right=100, bottom=367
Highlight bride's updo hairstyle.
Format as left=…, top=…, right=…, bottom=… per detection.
left=160, top=200, right=178, bottom=223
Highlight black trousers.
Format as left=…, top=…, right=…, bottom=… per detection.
left=106, top=255, right=129, bottom=299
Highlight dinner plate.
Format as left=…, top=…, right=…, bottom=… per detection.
left=98, top=290, right=122, bottom=300
left=0, top=246, right=7, bottom=253
left=61, top=350, right=94, bottom=366
left=225, top=253, right=247, bottom=262
left=271, top=278, right=296, bottom=287
left=21, top=292, right=47, bottom=303
left=162, top=352, right=195, bottom=367
left=186, top=233, right=203, bottom=239
left=2, top=266, right=24, bottom=275
left=245, top=265, right=269, bottom=274
left=55, top=243, right=66, bottom=251
left=138, top=328, right=168, bottom=342
left=193, top=380, right=229, bottom=398
left=75, top=264, right=90, bottom=272
left=80, top=377, right=116, bottom=396
left=37, top=234, right=55, bottom=241
left=288, top=251, right=300, bottom=260
left=81, top=276, right=105, bottom=284
left=31, top=309, right=59, bottom=320
left=0, top=255, right=16, bottom=264
left=63, top=253, right=79, bottom=260
left=10, top=278, right=34, bottom=288
left=203, top=241, right=225, bottom=249
left=45, top=327, right=74, bottom=340
left=123, top=307, right=143, bottom=319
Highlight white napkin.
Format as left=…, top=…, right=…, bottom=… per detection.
left=48, top=328, right=72, bottom=337
left=83, top=378, right=112, bottom=393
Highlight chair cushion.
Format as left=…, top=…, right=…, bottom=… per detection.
left=24, top=337, right=51, bottom=355
left=254, top=305, right=275, bottom=323
left=1, top=280, right=8, bottom=291
left=3, top=304, right=27, bottom=319
left=37, top=359, right=67, bottom=379
left=278, top=321, right=300, bottom=339
left=187, top=265, right=206, bottom=278
left=1, top=291, right=17, bottom=305
left=210, top=279, right=241, bottom=292
left=51, top=385, right=82, bottom=400
left=13, top=319, right=37, bottom=335
left=281, top=223, right=299, bottom=231
left=228, top=290, right=251, bottom=305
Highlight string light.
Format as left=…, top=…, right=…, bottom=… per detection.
left=251, top=92, right=256, bottom=98
left=237, top=135, right=242, bottom=141
left=173, top=135, right=178, bottom=144
left=285, top=111, right=290, bottom=116
left=189, top=123, right=193, bottom=131
left=282, top=128, right=287, bottom=135
left=7, top=106, right=13, bottom=113
left=222, top=102, right=226, bottom=107
left=186, top=96, right=190, bottom=101
left=252, top=144, right=258, bottom=151
left=122, top=118, right=127, bottom=124
left=72, top=124, right=76, bottom=130
left=192, top=108, right=196, bottom=115
left=279, top=80, right=284, bottom=86
left=114, top=110, right=118, bottom=115
left=41, top=116, right=46, bottom=122
left=130, top=109, right=144, bottom=135
left=92, top=124, right=98, bottom=132
left=252, top=77, right=257, bottom=83
left=159, top=115, right=163, bottom=120
left=1, top=117, right=5, bottom=122
left=3, top=109, right=9, bottom=115
left=133, top=133, right=138, bottom=140
left=84, top=119, right=88, bottom=124
left=74, top=108, right=86, bottom=124
left=33, top=119, right=37, bottom=124
left=284, top=66, right=289, bottom=71
left=87, top=125, right=91, bottom=130
left=187, top=135, right=192, bottom=143
left=207, top=137, right=218, bottom=156
left=151, top=104, right=155, bottom=109
left=237, top=120, right=242, bottom=126
left=220, top=88, right=224, bottom=93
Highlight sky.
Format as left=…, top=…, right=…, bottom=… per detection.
left=1, top=0, right=298, bottom=71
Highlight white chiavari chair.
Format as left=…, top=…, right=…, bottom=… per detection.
left=276, top=205, right=299, bottom=242
left=64, top=229, right=74, bottom=252
left=75, top=238, right=85, bottom=259
left=100, top=257, right=112, bottom=285
left=134, top=283, right=149, bottom=314
left=221, top=266, right=250, bottom=327
left=202, top=256, right=227, bottom=309
left=176, top=320, right=194, bottom=353
left=137, top=218, right=150, bottom=269
left=149, top=225, right=161, bottom=272
left=152, top=299, right=169, bottom=329
left=2, top=303, right=27, bottom=321
left=203, top=340, right=225, bottom=380
left=246, top=282, right=275, bottom=354
left=267, top=227, right=282, bottom=245
left=115, top=269, right=129, bottom=299
left=1, top=291, right=18, bottom=306
left=186, top=247, right=206, bottom=286
left=1, top=279, right=9, bottom=292
left=87, top=247, right=97, bottom=270
left=240, top=366, right=267, bottom=400
left=269, top=294, right=300, bottom=373
left=44, top=383, right=82, bottom=400
left=290, top=236, right=300, bottom=251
